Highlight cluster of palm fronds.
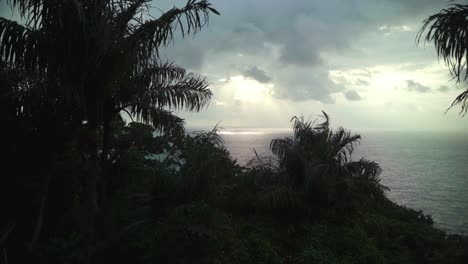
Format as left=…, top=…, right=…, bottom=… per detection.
left=240, top=112, right=388, bottom=216
left=0, top=1, right=219, bottom=262
left=0, top=0, right=217, bottom=130
left=418, top=3, right=468, bottom=114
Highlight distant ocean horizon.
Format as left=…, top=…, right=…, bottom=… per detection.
left=205, top=128, right=468, bottom=235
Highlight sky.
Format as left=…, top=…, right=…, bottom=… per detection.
left=157, top=0, right=468, bottom=131
left=1, top=0, right=468, bottom=131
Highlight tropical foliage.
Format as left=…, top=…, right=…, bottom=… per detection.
left=0, top=0, right=218, bottom=262
left=1, top=1, right=468, bottom=263
left=234, top=113, right=388, bottom=217
left=418, top=3, right=468, bottom=113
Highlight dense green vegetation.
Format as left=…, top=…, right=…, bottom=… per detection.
left=1, top=111, right=468, bottom=263
left=1, top=0, right=468, bottom=263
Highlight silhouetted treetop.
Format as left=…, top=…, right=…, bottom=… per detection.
left=418, top=3, right=468, bottom=114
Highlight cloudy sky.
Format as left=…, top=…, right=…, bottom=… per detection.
left=1, top=0, right=467, bottom=131
left=157, top=0, right=468, bottom=131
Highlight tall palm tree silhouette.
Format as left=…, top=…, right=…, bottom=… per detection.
left=248, top=112, right=386, bottom=214
left=0, top=1, right=218, bottom=262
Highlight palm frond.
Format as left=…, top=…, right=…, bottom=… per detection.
left=245, top=149, right=284, bottom=186
left=111, top=0, right=148, bottom=37
left=417, top=4, right=468, bottom=113
left=131, top=106, right=185, bottom=136
left=117, top=61, right=211, bottom=118
left=129, top=0, right=219, bottom=59
left=450, top=88, right=468, bottom=115
left=317, top=111, right=330, bottom=132
left=346, top=158, right=389, bottom=192
left=330, top=127, right=361, bottom=164
left=0, top=17, right=41, bottom=70
left=191, top=126, right=225, bottom=149
left=270, top=137, right=294, bottom=160
left=133, top=60, right=187, bottom=85
left=246, top=149, right=279, bottom=171
left=144, top=73, right=211, bottom=111
left=418, top=4, right=468, bottom=83
left=4, top=0, right=43, bottom=27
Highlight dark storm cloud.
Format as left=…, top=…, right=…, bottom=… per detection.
left=344, top=90, right=363, bottom=101
left=405, top=80, right=431, bottom=93
left=242, top=66, right=272, bottom=83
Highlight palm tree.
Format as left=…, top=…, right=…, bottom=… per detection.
left=418, top=3, right=468, bottom=114
left=0, top=0, right=216, bottom=144
left=0, top=0, right=218, bottom=262
left=0, top=0, right=217, bottom=133
left=248, top=112, right=385, bottom=214
left=271, top=112, right=361, bottom=191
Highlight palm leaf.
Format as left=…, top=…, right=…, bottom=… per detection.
left=131, top=106, right=185, bottom=137
left=128, top=0, right=219, bottom=60
left=418, top=4, right=468, bottom=113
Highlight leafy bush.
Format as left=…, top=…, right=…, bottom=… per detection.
left=302, top=224, right=385, bottom=264
left=241, top=234, right=282, bottom=264
left=147, top=202, right=240, bottom=264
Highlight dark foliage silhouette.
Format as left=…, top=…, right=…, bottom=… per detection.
left=0, top=0, right=218, bottom=262
left=418, top=3, right=468, bottom=114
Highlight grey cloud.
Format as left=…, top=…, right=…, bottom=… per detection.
left=279, top=39, right=323, bottom=66
left=242, top=66, right=272, bottom=83
left=438, top=85, right=449, bottom=93
left=274, top=67, right=342, bottom=104
left=344, top=90, right=363, bottom=101
left=438, top=85, right=464, bottom=92
left=213, top=24, right=270, bottom=56
left=151, top=0, right=452, bottom=103
left=203, top=1, right=372, bottom=67
left=162, top=43, right=205, bottom=70
left=355, top=79, right=370, bottom=86
left=390, top=0, right=447, bottom=15
left=405, top=80, right=431, bottom=93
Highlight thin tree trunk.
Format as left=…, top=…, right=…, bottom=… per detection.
left=86, top=148, right=100, bottom=264
left=100, top=116, right=112, bottom=204
left=30, top=174, right=51, bottom=250
left=80, top=123, right=101, bottom=264
left=3, top=247, right=7, bottom=264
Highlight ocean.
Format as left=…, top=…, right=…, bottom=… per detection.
left=219, top=130, right=468, bottom=235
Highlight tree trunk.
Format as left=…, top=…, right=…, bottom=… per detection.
left=79, top=124, right=101, bottom=264
left=3, top=248, right=7, bottom=264
left=86, top=148, right=100, bottom=264
left=100, top=116, right=112, bottom=204
left=29, top=174, right=51, bottom=249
